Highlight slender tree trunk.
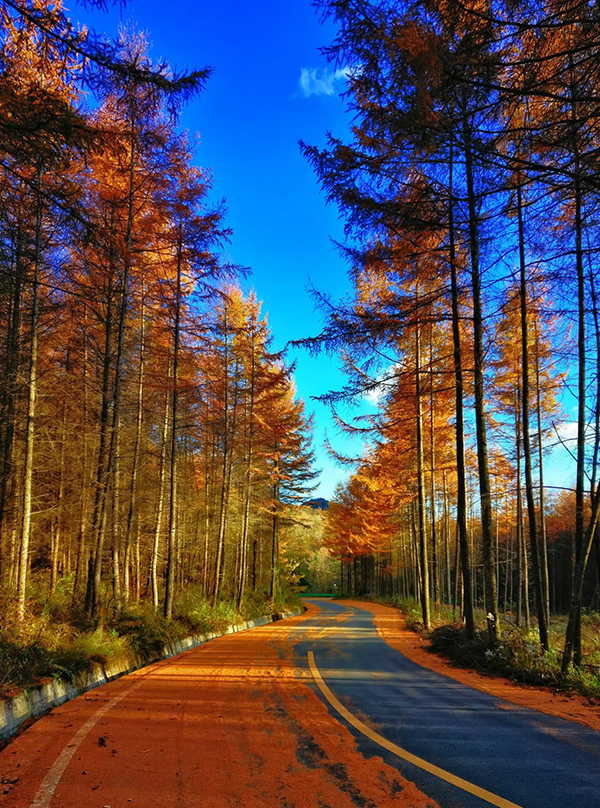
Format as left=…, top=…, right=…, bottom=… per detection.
left=236, top=331, right=256, bottom=609
left=152, top=387, right=170, bottom=608
left=453, top=521, right=460, bottom=619
left=429, top=325, right=439, bottom=614
left=588, top=271, right=600, bottom=615
left=449, top=138, right=474, bottom=638
left=74, top=306, right=90, bottom=603
left=463, top=116, right=497, bottom=640
left=443, top=468, right=451, bottom=608
left=202, top=419, right=211, bottom=600
left=51, top=396, right=68, bottom=597
left=89, top=115, right=136, bottom=618
left=563, top=490, right=600, bottom=671
left=124, top=291, right=145, bottom=603
left=516, top=392, right=530, bottom=627
left=0, top=228, right=23, bottom=580
left=270, top=458, right=280, bottom=602
left=164, top=230, right=183, bottom=620
left=212, top=317, right=230, bottom=607
left=534, top=320, right=551, bottom=620
left=112, top=419, right=123, bottom=608
left=17, top=190, right=42, bottom=623
left=213, top=345, right=240, bottom=606
left=564, top=59, right=587, bottom=669
left=415, top=309, right=430, bottom=629
left=86, top=262, right=114, bottom=616
left=517, top=183, right=548, bottom=650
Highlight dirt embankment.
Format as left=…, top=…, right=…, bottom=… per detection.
left=338, top=600, right=600, bottom=734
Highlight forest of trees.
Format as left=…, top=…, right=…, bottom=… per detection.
left=305, top=0, right=600, bottom=670
left=0, top=1, right=317, bottom=630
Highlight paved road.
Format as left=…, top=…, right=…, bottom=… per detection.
left=2, top=599, right=600, bottom=808
left=299, top=599, right=600, bottom=808
left=0, top=604, right=433, bottom=808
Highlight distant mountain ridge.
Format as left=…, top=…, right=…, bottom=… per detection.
left=304, top=497, right=329, bottom=510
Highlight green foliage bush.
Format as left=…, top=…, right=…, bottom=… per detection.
left=427, top=621, right=600, bottom=700
left=110, top=610, right=173, bottom=661
left=0, top=624, right=127, bottom=696
left=0, top=577, right=302, bottom=698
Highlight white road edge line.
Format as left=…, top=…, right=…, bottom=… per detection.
left=30, top=671, right=151, bottom=808
left=308, top=650, right=522, bottom=808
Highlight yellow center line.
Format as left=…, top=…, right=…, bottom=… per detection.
left=307, top=651, right=522, bottom=808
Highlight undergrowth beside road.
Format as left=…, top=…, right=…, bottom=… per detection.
left=0, top=573, right=301, bottom=698
left=354, top=595, right=600, bottom=701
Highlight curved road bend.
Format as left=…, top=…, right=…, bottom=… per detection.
left=0, top=600, right=598, bottom=807
left=298, top=599, right=600, bottom=808
left=0, top=603, right=432, bottom=808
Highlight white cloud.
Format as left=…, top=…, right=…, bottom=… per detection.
left=363, top=363, right=402, bottom=406
left=298, top=66, right=350, bottom=98
left=553, top=421, right=578, bottom=444
left=552, top=421, right=595, bottom=445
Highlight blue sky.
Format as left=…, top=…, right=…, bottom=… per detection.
left=72, top=0, right=577, bottom=502
left=74, top=0, right=361, bottom=498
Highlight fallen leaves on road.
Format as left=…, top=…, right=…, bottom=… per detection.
left=0, top=602, right=438, bottom=808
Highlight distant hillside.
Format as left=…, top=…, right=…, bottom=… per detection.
left=304, top=497, right=329, bottom=510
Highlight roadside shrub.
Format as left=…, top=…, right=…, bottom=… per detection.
left=111, top=609, right=173, bottom=661
left=428, top=622, right=600, bottom=699
left=0, top=576, right=301, bottom=699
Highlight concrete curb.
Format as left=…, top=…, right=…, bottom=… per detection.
left=0, top=607, right=303, bottom=743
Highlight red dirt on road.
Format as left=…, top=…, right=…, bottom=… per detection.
left=0, top=602, right=437, bottom=808
left=339, top=600, right=600, bottom=734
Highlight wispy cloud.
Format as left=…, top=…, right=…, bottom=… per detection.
left=551, top=420, right=598, bottom=446
left=298, top=66, right=350, bottom=98
left=363, top=364, right=401, bottom=406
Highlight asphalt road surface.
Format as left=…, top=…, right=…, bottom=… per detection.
left=299, top=599, right=600, bottom=808
left=1, top=599, right=599, bottom=808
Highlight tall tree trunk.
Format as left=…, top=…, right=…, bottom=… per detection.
left=449, top=138, right=475, bottom=638
left=17, top=191, right=42, bottom=623
left=124, top=290, right=145, bottom=603
left=270, top=469, right=280, bottom=602
left=236, top=330, right=256, bottom=609
left=0, top=225, right=24, bottom=586
left=517, top=182, right=548, bottom=650
left=589, top=271, right=600, bottom=612
left=164, top=230, right=183, bottom=620
left=443, top=468, right=451, bottom=608
left=151, top=386, right=170, bottom=608
left=515, top=391, right=529, bottom=627
left=73, top=306, right=90, bottom=603
left=51, top=396, right=68, bottom=597
left=415, top=307, right=430, bottom=629
left=86, top=260, right=114, bottom=616
left=463, top=115, right=497, bottom=640
left=563, top=62, right=587, bottom=669
left=212, top=317, right=230, bottom=607
left=429, top=324, right=439, bottom=614
left=89, top=115, right=136, bottom=618
left=533, top=317, right=551, bottom=621
left=111, top=415, right=123, bottom=609
left=213, top=344, right=240, bottom=606
left=202, top=417, right=212, bottom=600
